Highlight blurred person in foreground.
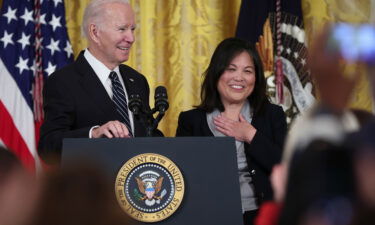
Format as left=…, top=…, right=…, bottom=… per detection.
left=0, top=146, right=40, bottom=225
left=30, top=162, right=135, bottom=225
left=282, top=26, right=363, bottom=164
left=176, top=37, right=287, bottom=225
left=348, top=120, right=375, bottom=225
left=279, top=141, right=356, bottom=225
left=38, top=0, right=162, bottom=164
left=255, top=25, right=374, bottom=225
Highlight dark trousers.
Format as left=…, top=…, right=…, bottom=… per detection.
left=243, top=210, right=259, bottom=225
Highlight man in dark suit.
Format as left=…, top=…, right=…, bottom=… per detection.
left=38, top=0, right=160, bottom=163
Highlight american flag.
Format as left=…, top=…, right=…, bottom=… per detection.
left=0, top=0, right=73, bottom=172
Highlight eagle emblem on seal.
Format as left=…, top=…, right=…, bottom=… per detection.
left=135, top=170, right=167, bottom=206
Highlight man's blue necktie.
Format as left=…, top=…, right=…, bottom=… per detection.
left=109, top=71, right=133, bottom=137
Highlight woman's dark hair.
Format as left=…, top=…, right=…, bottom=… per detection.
left=197, top=37, right=267, bottom=116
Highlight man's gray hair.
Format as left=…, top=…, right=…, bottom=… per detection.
left=82, top=0, right=130, bottom=38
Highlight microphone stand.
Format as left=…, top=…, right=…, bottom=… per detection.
left=133, top=107, right=162, bottom=137
left=129, top=87, right=168, bottom=137
left=139, top=107, right=166, bottom=137
left=129, top=94, right=155, bottom=137
left=149, top=111, right=165, bottom=136
left=143, top=108, right=157, bottom=137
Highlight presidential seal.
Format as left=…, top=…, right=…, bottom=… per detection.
left=115, top=153, right=185, bottom=223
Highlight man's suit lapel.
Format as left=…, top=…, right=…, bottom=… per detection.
left=119, top=65, right=139, bottom=96
left=74, top=51, right=119, bottom=120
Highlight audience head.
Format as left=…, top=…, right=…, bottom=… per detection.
left=0, top=146, right=22, bottom=182
left=278, top=140, right=356, bottom=225
left=0, top=146, right=40, bottom=225
left=348, top=122, right=375, bottom=208
left=352, top=137, right=375, bottom=225
left=82, top=0, right=135, bottom=69
left=198, top=37, right=267, bottom=115
left=31, top=162, right=134, bottom=225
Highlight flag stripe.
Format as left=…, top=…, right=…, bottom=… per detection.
left=0, top=59, right=38, bottom=171
left=0, top=101, right=35, bottom=171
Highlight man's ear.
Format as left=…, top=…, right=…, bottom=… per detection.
left=88, top=23, right=100, bottom=44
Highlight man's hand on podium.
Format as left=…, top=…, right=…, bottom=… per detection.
left=92, top=120, right=131, bottom=138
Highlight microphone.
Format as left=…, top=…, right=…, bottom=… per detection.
left=128, top=94, right=143, bottom=116
left=154, top=86, right=169, bottom=114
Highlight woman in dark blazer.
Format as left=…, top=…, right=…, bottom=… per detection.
left=176, top=38, right=287, bottom=225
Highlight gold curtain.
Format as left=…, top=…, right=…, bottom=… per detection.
left=65, top=0, right=241, bottom=136
left=2, top=0, right=371, bottom=135
left=302, top=0, right=373, bottom=111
